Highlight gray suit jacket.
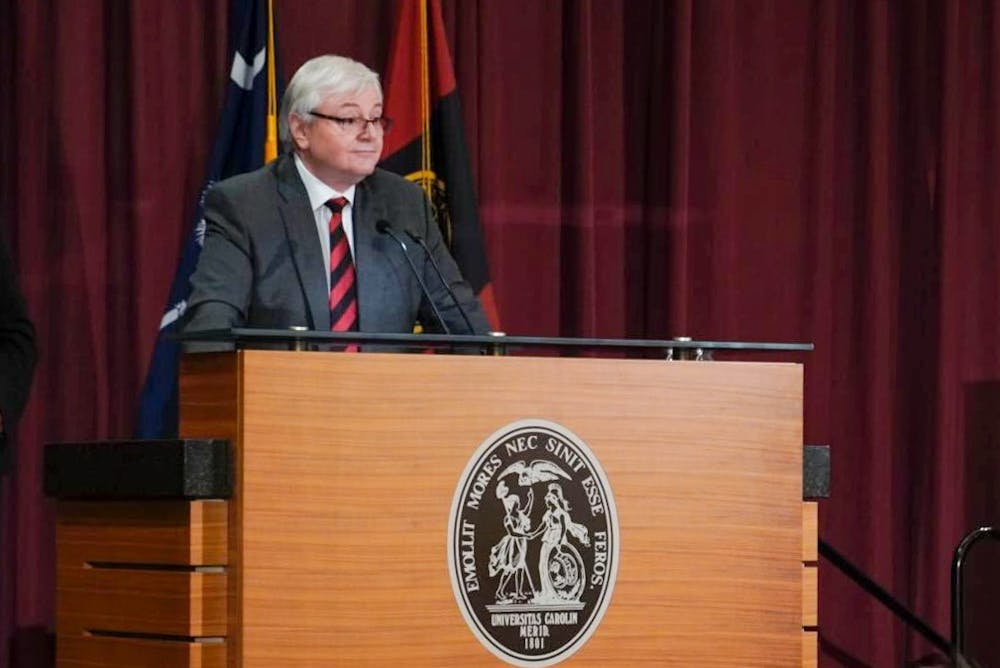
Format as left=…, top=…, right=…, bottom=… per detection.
left=182, top=154, right=490, bottom=343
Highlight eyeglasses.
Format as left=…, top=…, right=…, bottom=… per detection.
left=308, top=111, right=393, bottom=134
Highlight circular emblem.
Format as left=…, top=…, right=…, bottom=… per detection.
left=448, top=420, right=619, bottom=666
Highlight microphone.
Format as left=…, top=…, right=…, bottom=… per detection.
left=404, top=230, right=477, bottom=335
left=375, top=220, right=452, bottom=335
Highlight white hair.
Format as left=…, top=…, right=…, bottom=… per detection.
left=278, top=55, right=382, bottom=149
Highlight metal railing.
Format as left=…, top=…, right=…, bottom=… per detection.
left=820, top=525, right=999, bottom=667
left=951, top=526, right=1000, bottom=657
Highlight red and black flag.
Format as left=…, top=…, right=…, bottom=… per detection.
left=380, top=0, right=500, bottom=329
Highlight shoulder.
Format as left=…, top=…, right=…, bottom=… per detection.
left=364, top=168, right=423, bottom=199
left=206, top=159, right=282, bottom=203
left=202, top=158, right=294, bottom=228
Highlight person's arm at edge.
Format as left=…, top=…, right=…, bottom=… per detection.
left=0, top=236, right=37, bottom=438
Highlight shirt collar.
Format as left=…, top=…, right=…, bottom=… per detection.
left=293, top=153, right=356, bottom=211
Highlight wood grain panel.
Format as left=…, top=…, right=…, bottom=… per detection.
left=802, top=501, right=819, bottom=666
left=58, top=568, right=227, bottom=636
left=196, top=351, right=804, bottom=666
left=179, top=353, right=240, bottom=443
left=58, top=634, right=225, bottom=668
left=180, top=352, right=242, bottom=668
left=803, top=629, right=817, bottom=667
left=56, top=501, right=227, bottom=566
left=802, top=565, right=818, bottom=628
left=802, top=502, right=817, bottom=562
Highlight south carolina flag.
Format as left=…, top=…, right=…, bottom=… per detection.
left=380, top=0, right=500, bottom=329
left=135, top=0, right=281, bottom=438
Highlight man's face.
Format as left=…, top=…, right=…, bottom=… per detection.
left=290, top=86, right=384, bottom=191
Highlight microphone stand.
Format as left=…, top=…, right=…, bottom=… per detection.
left=375, top=221, right=452, bottom=335
left=404, top=230, right=477, bottom=335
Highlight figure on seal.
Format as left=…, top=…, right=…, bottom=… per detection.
left=488, top=480, right=537, bottom=603
left=534, top=483, right=590, bottom=604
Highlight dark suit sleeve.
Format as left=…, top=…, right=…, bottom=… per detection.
left=0, top=236, right=37, bottom=431
left=180, top=185, right=254, bottom=349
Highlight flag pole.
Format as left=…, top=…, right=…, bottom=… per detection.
left=264, top=0, right=279, bottom=162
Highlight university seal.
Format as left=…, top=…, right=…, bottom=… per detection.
left=448, top=420, right=619, bottom=666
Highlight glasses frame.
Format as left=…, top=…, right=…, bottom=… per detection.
left=307, top=111, right=393, bottom=134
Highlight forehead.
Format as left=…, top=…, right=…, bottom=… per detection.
left=317, top=86, right=383, bottom=111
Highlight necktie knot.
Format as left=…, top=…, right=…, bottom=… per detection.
left=326, top=196, right=349, bottom=214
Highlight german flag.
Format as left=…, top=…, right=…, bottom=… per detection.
left=380, top=0, right=500, bottom=329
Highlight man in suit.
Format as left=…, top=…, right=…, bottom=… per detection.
left=182, top=54, right=490, bottom=343
left=0, top=234, right=37, bottom=475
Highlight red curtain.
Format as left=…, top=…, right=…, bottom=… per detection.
left=3, top=1, right=999, bottom=666
left=0, top=1, right=231, bottom=664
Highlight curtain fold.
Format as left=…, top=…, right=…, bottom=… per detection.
left=0, top=1, right=231, bottom=665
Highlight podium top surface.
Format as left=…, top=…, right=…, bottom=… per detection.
left=179, top=327, right=813, bottom=355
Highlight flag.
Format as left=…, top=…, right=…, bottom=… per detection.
left=380, top=0, right=500, bottom=329
left=135, top=0, right=281, bottom=438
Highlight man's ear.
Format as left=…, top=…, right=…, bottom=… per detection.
left=288, top=113, right=310, bottom=151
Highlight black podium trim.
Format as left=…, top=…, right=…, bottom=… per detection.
left=178, top=327, right=814, bottom=354
left=803, top=445, right=830, bottom=499
left=43, top=439, right=232, bottom=499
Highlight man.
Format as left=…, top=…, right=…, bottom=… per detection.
left=182, top=54, right=490, bottom=343
left=0, top=234, right=37, bottom=474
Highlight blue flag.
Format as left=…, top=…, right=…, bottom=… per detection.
left=136, top=0, right=280, bottom=438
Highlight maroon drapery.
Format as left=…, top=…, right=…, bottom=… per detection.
left=2, top=1, right=998, bottom=666
left=0, top=1, right=231, bottom=664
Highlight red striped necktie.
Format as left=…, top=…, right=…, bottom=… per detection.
left=327, top=197, right=359, bottom=350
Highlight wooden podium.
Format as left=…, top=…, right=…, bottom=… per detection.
left=51, top=336, right=817, bottom=667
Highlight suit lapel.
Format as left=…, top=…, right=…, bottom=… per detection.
left=276, top=155, right=330, bottom=330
